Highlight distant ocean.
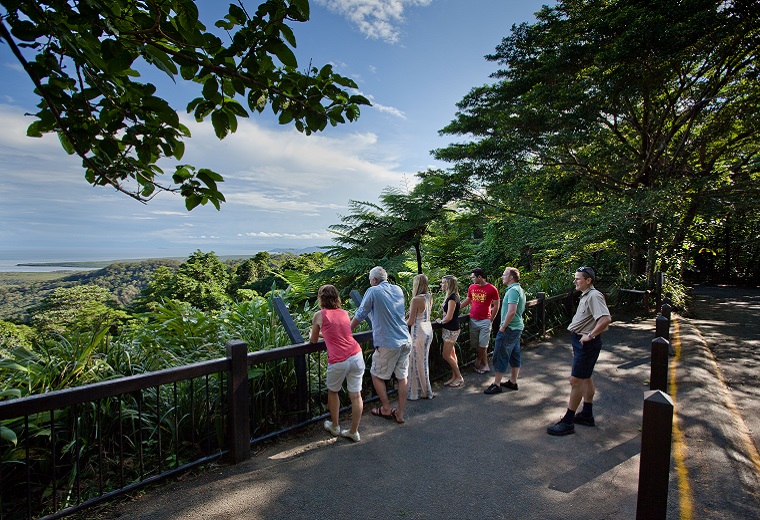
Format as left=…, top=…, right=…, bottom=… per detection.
left=0, top=260, right=102, bottom=273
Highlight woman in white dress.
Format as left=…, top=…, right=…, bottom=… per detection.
left=407, top=274, right=434, bottom=400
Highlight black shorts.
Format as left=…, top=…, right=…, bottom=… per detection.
left=571, top=332, right=601, bottom=378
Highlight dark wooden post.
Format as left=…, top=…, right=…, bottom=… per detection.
left=661, top=302, right=672, bottom=322
left=655, top=272, right=664, bottom=315
left=272, top=297, right=308, bottom=421
left=226, top=340, right=250, bottom=463
left=655, top=315, right=670, bottom=342
left=565, top=286, right=575, bottom=319
left=650, top=337, right=669, bottom=392
left=537, top=292, right=546, bottom=338
left=636, top=390, right=674, bottom=520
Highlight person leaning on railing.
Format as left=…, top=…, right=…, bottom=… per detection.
left=310, top=284, right=364, bottom=442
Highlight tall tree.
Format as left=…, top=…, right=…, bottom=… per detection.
left=435, top=0, right=760, bottom=283
left=0, top=0, right=369, bottom=209
left=326, top=171, right=452, bottom=283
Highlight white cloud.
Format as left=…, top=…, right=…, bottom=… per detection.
left=315, top=0, right=433, bottom=43
left=225, top=190, right=344, bottom=216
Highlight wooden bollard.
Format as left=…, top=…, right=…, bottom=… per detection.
left=650, top=337, right=669, bottom=392
left=636, top=390, right=674, bottom=519
left=655, top=315, right=670, bottom=342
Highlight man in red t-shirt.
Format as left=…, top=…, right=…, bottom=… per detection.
left=461, top=267, right=500, bottom=373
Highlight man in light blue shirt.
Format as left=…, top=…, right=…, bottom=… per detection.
left=351, top=266, right=412, bottom=424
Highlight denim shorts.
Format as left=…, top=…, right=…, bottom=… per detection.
left=571, top=332, right=602, bottom=378
left=492, top=328, right=522, bottom=373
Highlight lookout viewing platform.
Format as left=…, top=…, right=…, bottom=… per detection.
left=102, top=287, right=760, bottom=520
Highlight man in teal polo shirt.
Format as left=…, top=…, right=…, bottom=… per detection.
left=484, top=267, right=526, bottom=394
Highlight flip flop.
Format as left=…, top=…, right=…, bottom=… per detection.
left=390, top=409, right=405, bottom=424
left=448, top=379, right=464, bottom=388
left=371, top=407, right=394, bottom=420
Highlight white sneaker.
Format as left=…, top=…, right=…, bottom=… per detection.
left=323, top=420, right=340, bottom=436
left=340, top=429, right=360, bottom=442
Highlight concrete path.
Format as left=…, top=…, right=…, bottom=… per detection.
left=102, top=289, right=760, bottom=520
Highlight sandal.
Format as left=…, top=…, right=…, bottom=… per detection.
left=371, top=407, right=394, bottom=420
left=390, top=409, right=405, bottom=424
left=448, top=379, right=464, bottom=388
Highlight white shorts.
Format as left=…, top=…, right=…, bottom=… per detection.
left=326, top=351, right=365, bottom=393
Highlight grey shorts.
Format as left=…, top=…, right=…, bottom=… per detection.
left=469, top=318, right=493, bottom=349
left=370, top=343, right=412, bottom=380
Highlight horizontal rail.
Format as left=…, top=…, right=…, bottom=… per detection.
left=0, top=358, right=229, bottom=420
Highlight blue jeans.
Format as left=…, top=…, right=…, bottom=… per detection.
left=492, top=328, right=522, bottom=373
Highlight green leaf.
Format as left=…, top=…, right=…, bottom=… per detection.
left=143, top=46, right=178, bottom=78
left=211, top=109, right=230, bottom=139
left=0, top=389, right=22, bottom=399
left=224, top=100, right=249, bottom=118
left=202, top=77, right=219, bottom=101
left=57, top=133, right=76, bottom=155
left=197, top=169, right=224, bottom=182
left=269, top=41, right=298, bottom=68
left=26, top=121, right=43, bottom=138
left=185, top=194, right=202, bottom=210
left=228, top=4, right=247, bottom=24
left=180, top=63, right=199, bottom=81
left=290, top=0, right=310, bottom=21
left=0, top=426, right=17, bottom=447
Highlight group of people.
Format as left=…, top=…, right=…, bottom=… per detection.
left=309, top=265, right=611, bottom=442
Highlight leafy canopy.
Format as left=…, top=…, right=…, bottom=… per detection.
left=434, top=0, right=760, bottom=281
left=0, top=0, right=370, bottom=209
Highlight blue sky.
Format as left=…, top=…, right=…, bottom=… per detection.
left=0, top=0, right=545, bottom=262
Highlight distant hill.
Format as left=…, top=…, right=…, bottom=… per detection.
left=0, top=259, right=180, bottom=323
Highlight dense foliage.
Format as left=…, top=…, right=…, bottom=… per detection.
left=0, top=0, right=369, bottom=208
left=327, top=0, right=760, bottom=289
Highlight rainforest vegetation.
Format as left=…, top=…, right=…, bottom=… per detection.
left=0, top=2, right=757, bottom=517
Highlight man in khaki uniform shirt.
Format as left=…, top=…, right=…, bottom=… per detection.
left=547, top=267, right=611, bottom=436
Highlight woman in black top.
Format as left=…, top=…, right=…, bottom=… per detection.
left=439, top=275, right=463, bottom=387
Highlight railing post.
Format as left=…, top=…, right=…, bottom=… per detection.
left=650, top=337, right=669, bottom=392
left=636, top=390, right=674, bottom=520
left=272, top=297, right=308, bottom=421
left=565, top=286, right=575, bottom=318
left=226, top=340, right=251, bottom=463
left=537, top=292, right=546, bottom=338
left=654, top=272, right=664, bottom=314
left=349, top=289, right=372, bottom=329
left=661, top=302, right=672, bottom=322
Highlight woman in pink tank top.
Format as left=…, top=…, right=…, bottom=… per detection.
left=309, top=284, right=365, bottom=442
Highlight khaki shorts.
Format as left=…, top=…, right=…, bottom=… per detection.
left=326, top=351, right=366, bottom=393
left=370, top=343, right=412, bottom=380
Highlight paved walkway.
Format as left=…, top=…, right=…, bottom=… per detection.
left=103, top=289, right=760, bottom=520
